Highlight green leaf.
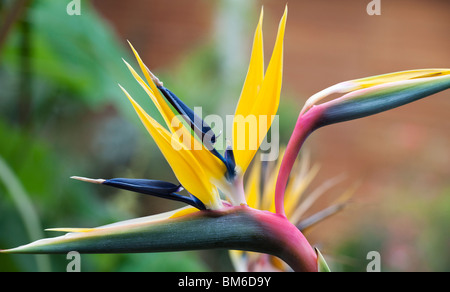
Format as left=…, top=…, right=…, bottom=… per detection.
left=315, top=248, right=331, bottom=272
left=0, top=0, right=143, bottom=113
left=0, top=156, right=51, bottom=272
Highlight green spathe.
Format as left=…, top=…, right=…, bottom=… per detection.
left=316, top=74, right=450, bottom=128
left=1, top=205, right=318, bottom=272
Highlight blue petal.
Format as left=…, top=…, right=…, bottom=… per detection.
left=102, top=178, right=206, bottom=210
left=157, top=85, right=237, bottom=180
left=157, top=85, right=217, bottom=146
left=224, top=146, right=236, bottom=181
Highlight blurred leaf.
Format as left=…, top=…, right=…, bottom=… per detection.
left=0, top=0, right=142, bottom=112
left=0, top=155, right=51, bottom=271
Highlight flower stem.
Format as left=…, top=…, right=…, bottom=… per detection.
left=275, top=107, right=324, bottom=216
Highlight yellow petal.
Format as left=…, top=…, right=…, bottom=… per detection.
left=289, top=174, right=345, bottom=224
left=244, top=158, right=261, bottom=209
left=169, top=206, right=200, bottom=219
left=120, top=85, right=222, bottom=209
left=234, top=7, right=264, bottom=122
left=233, top=6, right=287, bottom=173
left=45, top=206, right=200, bottom=234
left=284, top=163, right=320, bottom=218
left=352, top=68, right=450, bottom=90
left=125, top=46, right=227, bottom=183
left=122, top=58, right=177, bottom=132
left=261, top=148, right=286, bottom=213
left=45, top=228, right=95, bottom=233
left=127, top=41, right=170, bottom=116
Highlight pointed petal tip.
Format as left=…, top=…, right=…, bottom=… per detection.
left=315, top=247, right=331, bottom=272
left=121, top=57, right=129, bottom=65
left=117, top=83, right=127, bottom=92
left=0, top=246, right=24, bottom=254
left=144, top=65, right=163, bottom=87
left=282, top=4, right=288, bottom=19
left=45, top=227, right=95, bottom=233
left=126, top=39, right=135, bottom=50
left=70, top=176, right=105, bottom=184
left=125, top=40, right=164, bottom=87
left=44, top=228, right=65, bottom=232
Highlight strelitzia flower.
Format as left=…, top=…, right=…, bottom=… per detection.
left=72, top=5, right=287, bottom=211
left=2, top=4, right=450, bottom=272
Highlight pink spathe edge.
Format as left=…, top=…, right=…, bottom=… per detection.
left=245, top=205, right=318, bottom=272
left=274, top=105, right=326, bottom=216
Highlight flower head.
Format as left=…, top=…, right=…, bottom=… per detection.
left=71, top=6, right=287, bottom=211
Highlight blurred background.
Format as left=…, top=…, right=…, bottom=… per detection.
left=0, top=0, right=448, bottom=271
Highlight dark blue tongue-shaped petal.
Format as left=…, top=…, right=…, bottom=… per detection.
left=156, top=85, right=236, bottom=180
left=224, top=145, right=236, bottom=180
left=157, top=85, right=217, bottom=148
left=99, top=178, right=206, bottom=210
left=103, top=178, right=181, bottom=194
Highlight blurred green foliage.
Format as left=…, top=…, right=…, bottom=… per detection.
left=0, top=0, right=210, bottom=272
left=1, top=0, right=137, bottom=110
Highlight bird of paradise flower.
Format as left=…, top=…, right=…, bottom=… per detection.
left=2, top=6, right=450, bottom=272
